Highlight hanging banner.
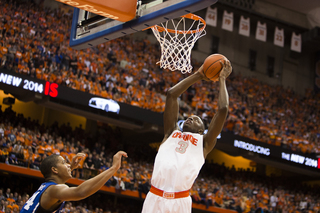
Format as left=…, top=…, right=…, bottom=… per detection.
left=274, top=27, right=284, bottom=47
left=291, top=32, right=302, bottom=52
left=222, top=10, right=233, bottom=32
left=239, top=16, right=250, bottom=37
left=255, top=21, right=267, bottom=42
left=205, top=7, right=217, bottom=27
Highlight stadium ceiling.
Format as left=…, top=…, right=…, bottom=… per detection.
left=264, top=0, right=319, bottom=14
left=264, top=0, right=320, bottom=27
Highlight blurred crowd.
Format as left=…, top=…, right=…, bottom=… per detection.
left=0, top=0, right=319, bottom=156
left=1, top=107, right=320, bottom=213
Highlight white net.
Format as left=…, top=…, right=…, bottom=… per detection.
left=151, top=14, right=206, bottom=74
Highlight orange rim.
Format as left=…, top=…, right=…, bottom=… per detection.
left=147, top=13, right=206, bottom=34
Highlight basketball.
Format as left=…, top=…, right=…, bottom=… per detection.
left=203, top=54, right=227, bottom=81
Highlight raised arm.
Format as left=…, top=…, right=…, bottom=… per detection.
left=203, top=60, right=232, bottom=158
left=42, top=151, right=127, bottom=205
left=163, top=67, right=205, bottom=141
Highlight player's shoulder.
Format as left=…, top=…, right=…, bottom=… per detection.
left=163, top=129, right=181, bottom=140
left=52, top=183, right=69, bottom=189
left=45, top=183, right=69, bottom=194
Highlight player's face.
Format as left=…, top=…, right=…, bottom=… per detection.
left=182, top=115, right=204, bottom=134
left=56, top=156, right=72, bottom=179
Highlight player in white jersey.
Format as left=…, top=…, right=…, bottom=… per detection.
left=141, top=60, right=232, bottom=213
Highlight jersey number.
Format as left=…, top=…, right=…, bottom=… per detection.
left=24, top=191, right=39, bottom=210
left=175, top=141, right=189, bottom=154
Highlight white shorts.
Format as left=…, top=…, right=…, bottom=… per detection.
left=141, top=192, right=192, bottom=213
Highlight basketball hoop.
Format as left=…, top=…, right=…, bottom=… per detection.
left=151, top=13, right=206, bottom=74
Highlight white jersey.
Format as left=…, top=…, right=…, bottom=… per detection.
left=151, top=130, right=205, bottom=192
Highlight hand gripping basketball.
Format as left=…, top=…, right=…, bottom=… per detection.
left=219, top=59, right=232, bottom=80
left=202, top=54, right=229, bottom=81
left=198, top=65, right=211, bottom=81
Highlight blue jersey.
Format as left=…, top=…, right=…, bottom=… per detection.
left=20, top=182, right=65, bottom=213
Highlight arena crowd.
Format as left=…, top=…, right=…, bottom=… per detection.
left=0, top=0, right=319, bottom=156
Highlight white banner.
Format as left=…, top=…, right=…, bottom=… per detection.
left=255, top=21, right=267, bottom=42
left=291, top=32, right=302, bottom=52
left=274, top=27, right=284, bottom=47
left=239, top=16, right=250, bottom=37
left=222, top=10, right=233, bottom=32
left=205, top=7, right=217, bottom=27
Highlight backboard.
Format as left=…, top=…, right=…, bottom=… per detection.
left=70, top=0, right=218, bottom=50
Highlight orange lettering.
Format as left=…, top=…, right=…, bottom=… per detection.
left=172, top=132, right=179, bottom=138
left=172, top=133, right=198, bottom=146
left=190, top=138, right=198, bottom=146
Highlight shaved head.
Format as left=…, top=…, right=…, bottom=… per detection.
left=182, top=115, right=205, bottom=134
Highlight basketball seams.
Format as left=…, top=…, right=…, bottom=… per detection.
left=204, top=59, right=219, bottom=74
left=204, top=57, right=224, bottom=80
left=211, top=69, right=222, bottom=80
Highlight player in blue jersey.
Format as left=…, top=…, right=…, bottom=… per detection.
left=20, top=151, right=127, bottom=213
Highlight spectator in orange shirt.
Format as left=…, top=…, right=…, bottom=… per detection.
left=31, top=149, right=40, bottom=166
left=3, top=126, right=12, bottom=138
left=44, top=140, right=54, bottom=155
left=214, top=191, right=224, bottom=208
left=6, top=193, right=15, bottom=204
left=15, top=132, right=25, bottom=145
left=12, top=204, right=19, bottom=213
left=52, top=144, right=61, bottom=155
left=6, top=204, right=13, bottom=213
left=130, top=97, right=140, bottom=107
left=56, top=138, right=64, bottom=151
left=22, top=146, right=31, bottom=162
left=37, top=141, right=46, bottom=156
left=0, top=44, right=8, bottom=61
left=0, top=146, right=9, bottom=163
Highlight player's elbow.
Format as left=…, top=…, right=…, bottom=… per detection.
left=219, top=105, right=228, bottom=113
left=218, top=106, right=229, bottom=117
left=166, top=88, right=179, bottom=99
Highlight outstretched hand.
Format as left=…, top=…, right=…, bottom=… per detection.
left=219, top=59, right=232, bottom=80
left=112, top=151, right=128, bottom=170
left=70, top=153, right=86, bottom=170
